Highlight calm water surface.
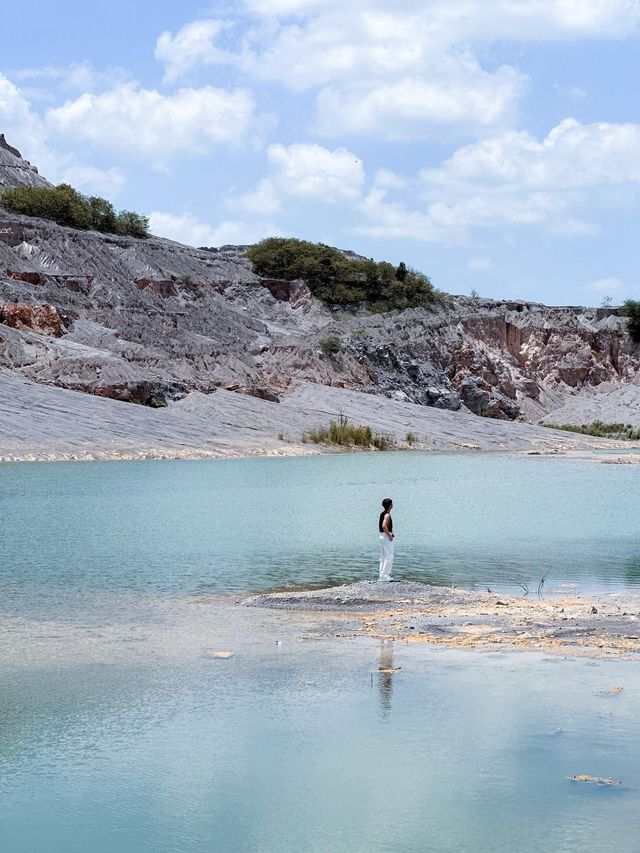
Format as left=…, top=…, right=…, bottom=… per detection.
left=2, top=452, right=640, bottom=607
left=1, top=453, right=640, bottom=852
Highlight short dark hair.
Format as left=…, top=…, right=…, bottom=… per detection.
left=382, top=498, right=393, bottom=510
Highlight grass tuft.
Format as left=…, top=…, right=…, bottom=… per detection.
left=304, top=415, right=394, bottom=450
left=544, top=420, right=640, bottom=441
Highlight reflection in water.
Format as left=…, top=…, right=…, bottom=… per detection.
left=377, top=640, right=397, bottom=718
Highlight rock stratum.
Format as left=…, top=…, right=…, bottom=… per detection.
left=1, top=137, right=640, bottom=460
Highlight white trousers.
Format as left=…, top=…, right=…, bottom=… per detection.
left=379, top=534, right=394, bottom=581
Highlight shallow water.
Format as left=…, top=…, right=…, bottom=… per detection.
left=2, top=453, right=640, bottom=612
left=2, top=453, right=640, bottom=852
left=2, top=627, right=640, bottom=853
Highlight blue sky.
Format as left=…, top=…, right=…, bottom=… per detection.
left=1, top=0, right=639, bottom=305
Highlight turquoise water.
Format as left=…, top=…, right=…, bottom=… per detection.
left=2, top=633, right=640, bottom=853
left=2, top=453, right=640, bottom=852
left=2, top=453, right=640, bottom=609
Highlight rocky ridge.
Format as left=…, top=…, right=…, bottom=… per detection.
left=0, top=136, right=50, bottom=189
left=1, top=135, right=640, bottom=454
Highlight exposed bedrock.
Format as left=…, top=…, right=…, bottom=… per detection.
left=1, top=135, right=639, bottom=424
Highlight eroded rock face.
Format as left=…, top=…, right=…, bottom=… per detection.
left=0, top=135, right=51, bottom=189
left=0, top=194, right=638, bottom=423
left=0, top=303, right=65, bottom=337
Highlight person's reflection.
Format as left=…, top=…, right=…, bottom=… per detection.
left=377, top=640, right=397, bottom=718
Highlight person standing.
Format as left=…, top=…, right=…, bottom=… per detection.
left=378, top=498, right=394, bottom=582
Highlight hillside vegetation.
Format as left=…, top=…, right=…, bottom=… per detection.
left=544, top=420, right=640, bottom=441
left=247, top=237, right=441, bottom=310
left=621, top=300, right=640, bottom=344
left=0, top=183, right=149, bottom=238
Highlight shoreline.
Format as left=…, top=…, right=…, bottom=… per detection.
left=2, top=445, right=640, bottom=464
left=244, top=581, right=640, bottom=658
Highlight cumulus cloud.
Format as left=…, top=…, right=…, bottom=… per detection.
left=314, top=62, right=525, bottom=139
left=155, top=2, right=640, bottom=140
left=354, top=118, right=640, bottom=242
left=6, top=63, right=132, bottom=100
left=155, top=20, right=230, bottom=82
left=422, top=118, right=640, bottom=192
left=233, top=142, right=364, bottom=212
left=354, top=189, right=444, bottom=242
left=46, top=84, right=255, bottom=164
left=268, top=143, right=364, bottom=198
left=148, top=211, right=284, bottom=247
left=57, top=164, right=127, bottom=198
left=0, top=72, right=127, bottom=195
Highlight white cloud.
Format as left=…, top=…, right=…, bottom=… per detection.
left=0, top=73, right=44, bottom=160
left=46, top=83, right=255, bottom=164
left=354, top=189, right=444, bottom=242
left=155, top=3, right=640, bottom=140
left=554, top=83, right=587, bottom=99
left=6, top=63, right=132, bottom=100
left=373, top=169, right=408, bottom=191
left=268, top=142, right=364, bottom=198
left=421, top=119, right=640, bottom=192
left=314, top=62, right=525, bottom=139
left=0, top=72, right=127, bottom=195
left=148, top=211, right=284, bottom=247
left=58, top=164, right=127, bottom=198
left=246, top=0, right=333, bottom=13
left=411, top=119, right=640, bottom=235
left=590, top=277, right=625, bottom=293
left=233, top=142, right=364, bottom=213
left=353, top=118, right=640, bottom=242
left=155, top=20, right=230, bottom=82
left=233, top=178, right=282, bottom=215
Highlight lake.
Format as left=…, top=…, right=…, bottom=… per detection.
left=2, top=452, right=640, bottom=609
left=1, top=453, right=639, bottom=852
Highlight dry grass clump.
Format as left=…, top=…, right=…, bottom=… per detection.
left=304, top=415, right=393, bottom=450
left=544, top=420, right=640, bottom=441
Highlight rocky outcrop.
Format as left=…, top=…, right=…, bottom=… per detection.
left=0, top=200, right=638, bottom=420
left=0, top=136, right=51, bottom=189
left=0, top=134, right=638, bottom=423
left=0, top=302, right=66, bottom=336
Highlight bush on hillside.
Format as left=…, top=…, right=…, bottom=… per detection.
left=621, top=300, right=640, bottom=344
left=319, top=334, right=342, bottom=356
left=246, top=237, right=440, bottom=310
left=0, top=183, right=150, bottom=238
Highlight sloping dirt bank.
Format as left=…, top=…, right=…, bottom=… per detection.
left=1, top=371, right=635, bottom=462
left=244, top=581, right=640, bottom=657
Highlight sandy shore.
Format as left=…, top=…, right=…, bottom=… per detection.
left=245, top=581, right=640, bottom=657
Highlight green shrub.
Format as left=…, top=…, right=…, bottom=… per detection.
left=621, top=300, right=640, bottom=343
left=304, top=415, right=394, bottom=450
left=319, top=334, right=342, bottom=356
left=0, top=183, right=150, bottom=239
left=246, top=237, right=440, bottom=310
left=406, top=431, right=417, bottom=446
left=544, top=420, right=640, bottom=441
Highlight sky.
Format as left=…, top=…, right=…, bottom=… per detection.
left=1, top=0, right=639, bottom=305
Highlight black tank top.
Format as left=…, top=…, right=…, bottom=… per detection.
left=379, top=511, right=392, bottom=533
